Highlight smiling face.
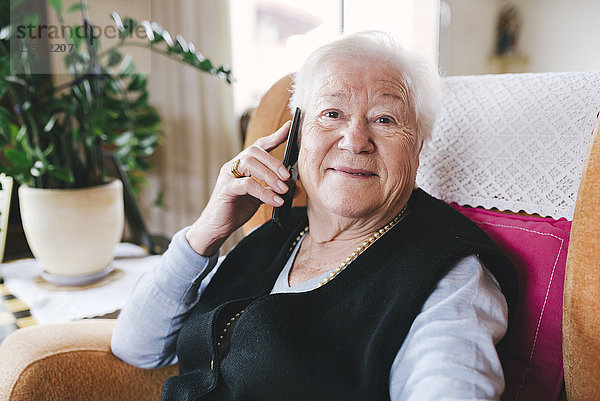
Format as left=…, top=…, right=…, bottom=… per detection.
left=298, top=58, right=421, bottom=220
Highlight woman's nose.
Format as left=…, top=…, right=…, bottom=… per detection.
left=338, top=120, right=375, bottom=154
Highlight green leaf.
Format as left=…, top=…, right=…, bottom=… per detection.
left=107, top=49, right=122, bottom=67
left=119, top=54, right=135, bottom=76
left=48, top=0, right=62, bottom=15
left=161, top=30, right=173, bottom=47
left=70, top=27, right=84, bottom=49
left=5, top=76, right=34, bottom=94
left=126, top=73, right=146, bottom=91
left=140, top=20, right=154, bottom=41
left=133, top=91, right=148, bottom=106
left=4, top=148, right=30, bottom=167
left=114, top=145, right=132, bottom=159
left=134, top=157, right=151, bottom=170
left=198, top=59, right=213, bottom=71
left=153, top=189, right=168, bottom=210
left=15, top=125, right=27, bottom=143
left=23, top=14, right=39, bottom=28
left=150, top=22, right=164, bottom=36
left=0, top=26, right=10, bottom=40
left=33, top=145, right=49, bottom=165
left=21, top=100, right=31, bottom=112
left=43, top=114, right=58, bottom=132
left=9, top=124, right=21, bottom=141
left=0, top=106, right=11, bottom=126
left=71, top=82, right=85, bottom=102
left=140, top=145, right=155, bottom=156
left=169, top=35, right=188, bottom=54
left=135, top=111, right=160, bottom=127
left=67, top=3, right=86, bottom=14
left=111, top=12, right=124, bottom=30
left=42, top=143, right=55, bottom=158
left=149, top=22, right=166, bottom=45
left=138, top=134, right=158, bottom=148
left=182, top=50, right=196, bottom=65
left=6, top=165, right=33, bottom=187
left=0, top=79, right=8, bottom=101
left=82, top=79, right=92, bottom=104
left=33, top=160, right=45, bottom=170
left=108, top=77, right=125, bottom=93
left=30, top=166, right=41, bottom=177
left=48, top=166, right=74, bottom=183
left=121, top=18, right=138, bottom=40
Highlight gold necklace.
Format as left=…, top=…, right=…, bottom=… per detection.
left=289, top=204, right=408, bottom=288
left=216, top=205, right=408, bottom=351
left=217, top=309, right=244, bottom=348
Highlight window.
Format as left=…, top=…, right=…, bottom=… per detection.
left=230, top=0, right=439, bottom=117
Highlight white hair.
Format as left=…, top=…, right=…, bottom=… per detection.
left=290, top=31, right=442, bottom=143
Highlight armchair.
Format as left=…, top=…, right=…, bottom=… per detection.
left=0, top=320, right=176, bottom=400
left=1, top=71, right=599, bottom=401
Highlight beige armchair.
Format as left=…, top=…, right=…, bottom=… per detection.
left=0, top=320, right=176, bottom=400
left=1, top=73, right=599, bottom=401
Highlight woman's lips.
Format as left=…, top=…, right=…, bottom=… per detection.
left=330, top=167, right=377, bottom=178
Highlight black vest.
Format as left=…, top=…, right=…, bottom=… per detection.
left=162, top=189, right=517, bottom=401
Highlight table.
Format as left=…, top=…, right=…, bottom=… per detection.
left=0, top=243, right=160, bottom=343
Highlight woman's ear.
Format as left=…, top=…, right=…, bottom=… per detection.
left=414, top=139, right=424, bottom=170
left=412, top=139, right=424, bottom=191
left=417, top=139, right=424, bottom=157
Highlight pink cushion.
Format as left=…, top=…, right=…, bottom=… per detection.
left=451, top=205, right=570, bottom=401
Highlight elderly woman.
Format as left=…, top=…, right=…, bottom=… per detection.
left=112, top=31, right=517, bottom=400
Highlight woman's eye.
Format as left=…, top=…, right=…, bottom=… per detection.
left=377, top=116, right=393, bottom=124
left=325, top=111, right=339, bottom=119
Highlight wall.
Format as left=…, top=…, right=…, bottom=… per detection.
left=440, top=0, right=600, bottom=76
left=439, top=0, right=501, bottom=76
left=518, top=0, right=600, bottom=73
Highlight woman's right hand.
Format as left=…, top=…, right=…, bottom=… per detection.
left=185, top=121, right=292, bottom=256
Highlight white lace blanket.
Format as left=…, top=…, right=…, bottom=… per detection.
left=416, top=71, right=600, bottom=220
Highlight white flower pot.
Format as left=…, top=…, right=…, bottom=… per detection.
left=18, top=179, right=124, bottom=277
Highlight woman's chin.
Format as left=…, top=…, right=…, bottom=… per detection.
left=322, top=198, right=378, bottom=219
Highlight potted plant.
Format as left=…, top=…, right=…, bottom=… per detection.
left=0, top=0, right=232, bottom=283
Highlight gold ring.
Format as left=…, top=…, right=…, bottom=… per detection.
left=231, top=159, right=244, bottom=178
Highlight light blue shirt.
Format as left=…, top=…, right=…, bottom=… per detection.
left=112, top=227, right=508, bottom=400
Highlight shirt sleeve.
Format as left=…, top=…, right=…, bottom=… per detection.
left=389, top=255, right=508, bottom=401
left=111, top=226, right=221, bottom=368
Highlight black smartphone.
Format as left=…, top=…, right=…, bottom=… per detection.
left=272, top=107, right=301, bottom=230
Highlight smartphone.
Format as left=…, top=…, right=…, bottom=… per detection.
left=272, top=107, right=301, bottom=231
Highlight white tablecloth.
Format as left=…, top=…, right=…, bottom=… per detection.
left=0, top=243, right=160, bottom=323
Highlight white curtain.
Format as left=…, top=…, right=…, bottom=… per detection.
left=141, top=0, right=243, bottom=251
